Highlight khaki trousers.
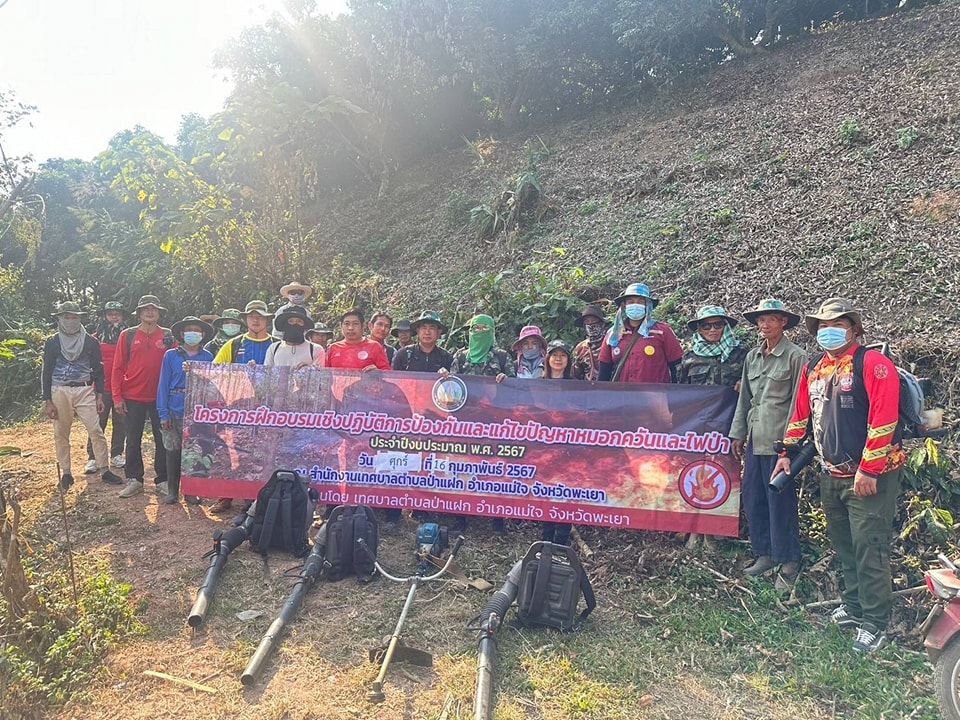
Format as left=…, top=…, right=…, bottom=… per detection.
left=51, top=385, right=108, bottom=475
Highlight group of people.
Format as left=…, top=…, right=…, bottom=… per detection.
left=41, top=279, right=904, bottom=655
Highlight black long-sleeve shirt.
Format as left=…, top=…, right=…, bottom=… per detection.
left=40, top=335, right=105, bottom=400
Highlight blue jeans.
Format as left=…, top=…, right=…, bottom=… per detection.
left=741, top=439, right=801, bottom=563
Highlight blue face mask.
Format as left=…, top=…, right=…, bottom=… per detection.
left=816, top=327, right=850, bottom=351
left=624, top=303, right=647, bottom=321
left=183, top=331, right=204, bottom=347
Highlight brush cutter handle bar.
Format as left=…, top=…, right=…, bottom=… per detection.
left=359, top=535, right=466, bottom=583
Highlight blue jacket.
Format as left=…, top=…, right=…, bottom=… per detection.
left=157, top=347, right=214, bottom=420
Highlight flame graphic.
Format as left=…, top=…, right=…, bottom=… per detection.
left=691, top=464, right=720, bottom=503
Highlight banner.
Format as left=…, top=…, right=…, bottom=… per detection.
left=180, top=364, right=742, bottom=535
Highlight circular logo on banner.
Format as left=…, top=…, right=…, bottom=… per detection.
left=678, top=460, right=732, bottom=510
left=432, top=376, right=468, bottom=413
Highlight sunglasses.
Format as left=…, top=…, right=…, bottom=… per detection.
left=698, top=321, right=727, bottom=330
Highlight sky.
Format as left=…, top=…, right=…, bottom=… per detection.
left=0, top=0, right=347, bottom=163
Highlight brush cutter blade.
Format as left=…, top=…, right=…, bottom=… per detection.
left=369, top=642, right=433, bottom=667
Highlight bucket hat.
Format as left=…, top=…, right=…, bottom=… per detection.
left=574, top=304, right=610, bottom=328
left=309, top=322, right=333, bottom=336
left=512, top=325, right=547, bottom=353
left=274, top=304, right=316, bottom=332
left=171, top=316, right=215, bottom=345
left=134, top=295, right=166, bottom=314
left=53, top=301, right=87, bottom=317
left=687, top=305, right=738, bottom=332
left=100, top=300, right=125, bottom=315
left=214, top=308, right=247, bottom=330
left=244, top=300, right=274, bottom=318
left=391, top=319, right=413, bottom=338
left=199, top=313, right=220, bottom=325
left=742, top=298, right=801, bottom=330
left=613, top=283, right=659, bottom=308
left=280, top=282, right=312, bottom=301
left=803, top=298, right=863, bottom=336
left=410, top=311, right=449, bottom=336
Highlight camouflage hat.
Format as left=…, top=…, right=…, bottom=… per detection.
left=742, top=298, right=801, bottom=330
left=134, top=295, right=166, bottom=314
left=409, top=311, right=448, bottom=336
left=804, top=298, right=863, bottom=336
left=213, top=308, right=247, bottom=330
left=546, top=339, right=572, bottom=357
left=687, top=305, right=738, bottom=332
left=243, top=300, right=274, bottom=318
left=52, top=301, right=87, bottom=317
left=101, top=300, right=125, bottom=314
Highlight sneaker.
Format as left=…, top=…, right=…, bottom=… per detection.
left=743, top=555, right=775, bottom=577
left=111, top=455, right=125, bottom=468
left=830, top=603, right=863, bottom=630
left=101, top=470, right=123, bottom=485
left=185, top=495, right=202, bottom=505
left=156, top=481, right=170, bottom=497
left=59, top=473, right=75, bottom=491
left=118, top=479, right=144, bottom=498
left=853, top=623, right=887, bottom=653
left=83, top=459, right=98, bottom=475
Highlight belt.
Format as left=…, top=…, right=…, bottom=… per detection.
left=62, top=381, right=93, bottom=388
left=170, top=388, right=186, bottom=394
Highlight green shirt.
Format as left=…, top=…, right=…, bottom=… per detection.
left=729, top=337, right=806, bottom=455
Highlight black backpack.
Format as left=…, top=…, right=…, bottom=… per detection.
left=248, top=470, right=318, bottom=558
left=514, top=541, right=596, bottom=631
left=321, top=505, right=379, bottom=581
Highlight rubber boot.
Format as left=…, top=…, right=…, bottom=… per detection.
left=161, top=478, right=180, bottom=505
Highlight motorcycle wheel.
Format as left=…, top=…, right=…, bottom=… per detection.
left=935, top=635, right=960, bottom=720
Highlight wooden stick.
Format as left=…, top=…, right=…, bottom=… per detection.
left=802, top=585, right=928, bottom=610
left=143, top=670, right=217, bottom=693
left=56, top=463, right=79, bottom=609
left=689, top=559, right=756, bottom=597
left=570, top=527, right=594, bottom=558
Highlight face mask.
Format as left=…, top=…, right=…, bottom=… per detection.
left=183, top=331, right=204, bottom=347
left=59, top=318, right=82, bottom=334
left=816, top=327, right=850, bottom=351
left=624, top=303, right=647, bottom=321
left=221, top=323, right=242, bottom=337
left=585, top=323, right=605, bottom=342
left=522, top=347, right=542, bottom=361
left=283, top=327, right=306, bottom=344
left=288, top=292, right=305, bottom=305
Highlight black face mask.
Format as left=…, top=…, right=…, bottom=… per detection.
left=283, top=327, right=306, bottom=344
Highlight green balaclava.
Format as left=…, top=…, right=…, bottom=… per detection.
left=467, top=314, right=495, bottom=365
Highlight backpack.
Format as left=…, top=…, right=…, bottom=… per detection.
left=809, top=344, right=927, bottom=439
left=248, top=470, right=318, bottom=558
left=513, top=541, right=595, bottom=631
left=321, top=505, right=379, bottom=581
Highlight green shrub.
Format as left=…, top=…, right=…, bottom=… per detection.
left=838, top=118, right=862, bottom=146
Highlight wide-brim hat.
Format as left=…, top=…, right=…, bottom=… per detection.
left=613, top=283, right=659, bottom=308
left=410, top=311, right=449, bottom=336
left=742, top=298, right=802, bottom=329
left=244, top=300, right=274, bottom=318
left=687, top=305, right=738, bottom=332
left=309, top=322, right=334, bottom=336
left=53, top=301, right=88, bottom=317
left=134, top=295, right=166, bottom=314
left=275, top=304, right=316, bottom=332
left=214, top=308, right=247, bottom=330
left=574, top=304, right=610, bottom=328
left=803, top=297, right=863, bottom=336
left=512, top=325, right=547, bottom=352
left=391, top=319, right=413, bottom=338
left=171, top=316, right=215, bottom=345
left=199, top=314, right=220, bottom=325
left=280, top=282, right=312, bottom=301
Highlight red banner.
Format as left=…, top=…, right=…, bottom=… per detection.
left=181, top=364, right=742, bottom=535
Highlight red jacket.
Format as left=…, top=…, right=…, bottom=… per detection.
left=111, top=326, right=173, bottom=404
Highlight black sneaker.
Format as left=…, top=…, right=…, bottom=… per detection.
left=830, top=603, right=863, bottom=630
left=59, top=473, right=75, bottom=491
left=853, top=622, right=887, bottom=653
left=101, top=470, right=123, bottom=486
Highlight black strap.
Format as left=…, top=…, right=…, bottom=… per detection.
left=258, top=493, right=281, bottom=556
left=528, top=544, right=553, bottom=619
left=611, top=330, right=644, bottom=382
left=578, top=570, right=596, bottom=622
left=278, top=483, right=294, bottom=554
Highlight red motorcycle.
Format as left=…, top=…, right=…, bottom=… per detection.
left=921, top=555, right=960, bottom=720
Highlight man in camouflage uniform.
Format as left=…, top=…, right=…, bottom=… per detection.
left=679, top=305, right=749, bottom=387
left=447, top=314, right=516, bottom=381
left=572, top=304, right=609, bottom=382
